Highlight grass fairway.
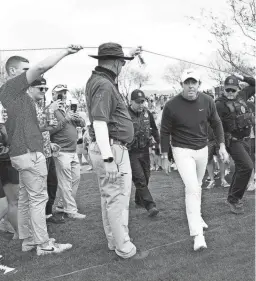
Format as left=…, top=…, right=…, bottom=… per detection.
left=0, top=169, right=255, bottom=281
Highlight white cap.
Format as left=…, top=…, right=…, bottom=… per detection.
left=181, top=69, right=201, bottom=83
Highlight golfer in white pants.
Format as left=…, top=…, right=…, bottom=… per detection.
left=160, top=69, right=229, bottom=251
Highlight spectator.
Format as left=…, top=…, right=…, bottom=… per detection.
left=28, top=77, right=65, bottom=224
left=0, top=107, right=19, bottom=237
left=0, top=45, right=82, bottom=255
left=50, top=84, right=86, bottom=219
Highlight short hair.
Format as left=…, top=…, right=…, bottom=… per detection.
left=5, top=56, right=29, bottom=74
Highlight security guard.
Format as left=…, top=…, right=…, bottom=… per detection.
left=128, top=89, right=160, bottom=217
left=216, top=73, right=255, bottom=214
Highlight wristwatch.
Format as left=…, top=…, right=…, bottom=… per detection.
left=103, top=157, right=114, bottom=163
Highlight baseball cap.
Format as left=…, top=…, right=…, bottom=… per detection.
left=131, top=89, right=146, bottom=101
left=31, top=77, right=47, bottom=87
left=224, top=76, right=239, bottom=90
left=52, top=84, right=68, bottom=92
left=181, top=69, right=201, bottom=83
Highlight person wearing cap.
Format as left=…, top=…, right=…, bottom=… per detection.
left=49, top=84, right=86, bottom=220
left=128, top=89, right=160, bottom=216
left=27, top=77, right=65, bottom=225
left=0, top=45, right=83, bottom=255
left=160, top=68, right=229, bottom=251
left=86, top=42, right=147, bottom=259
left=215, top=73, right=255, bottom=214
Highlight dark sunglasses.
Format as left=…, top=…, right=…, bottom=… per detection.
left=134, top=100, right=145, bottom=105
left=35, top=86, right=48, bottom=92
left=225, top=88, right=237, bottom=93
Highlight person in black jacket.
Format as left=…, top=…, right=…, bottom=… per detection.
left=128, top=89, right=160, bottom=217
left=216, top=73, right=255, bottom=214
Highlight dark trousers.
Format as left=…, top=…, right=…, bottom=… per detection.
left=46, top=157, right=58, bottom=215
left=129, top=150, right=156, bottom=210
left=227, top=139, right=254, bottom=203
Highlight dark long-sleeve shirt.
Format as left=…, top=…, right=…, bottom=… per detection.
left=160, top=92, right=225, bottom=153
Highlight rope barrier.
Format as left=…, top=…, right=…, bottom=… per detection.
left=142, top=49, right=231, bottom=74
left=0, top=47, right=133, bottom=52
left=0, top=46, right=238, bottom=74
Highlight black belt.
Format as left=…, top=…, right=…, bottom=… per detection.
left=231, top=136, right=251, bottom=141
left=91, top=138, right=128, bottom=147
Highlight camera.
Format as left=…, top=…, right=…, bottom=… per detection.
left=70, top=104, right=77, bottom=113
left=57, top=93, right=63, bottom=101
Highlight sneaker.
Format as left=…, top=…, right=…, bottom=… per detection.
left=148, top=207, right=159, bottom=217
left=37, top=240, right=72, bottom=256
left=227, top=201, right=244, bottom=214
left=46, top=215, right=65, bottom=224
left=0, top=219, right=15, bottom=234
left=201, top=218, right=208, bottom=229
left=66, top=212, right=86, bottom=219
left=171, top=163, right=177, bottom=170
left=22, top=238, right=56, bottom=252
left=0, top=264, right=17, bottom=275
left=206, top=180, right=215, bottom=189
left=221, top=179, right=230, bottom=188
left=194, top=234, right=207, bottom=251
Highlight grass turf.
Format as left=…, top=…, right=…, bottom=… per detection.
left=0, top=169, right=255, bottom=281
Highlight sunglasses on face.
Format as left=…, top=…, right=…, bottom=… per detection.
left=34, top=86, right=49, bottom=92
left=225, top=88, right=237, bottom=93
left=135, top=100, right=145, bottom=105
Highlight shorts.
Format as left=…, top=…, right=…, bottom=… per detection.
left=208, top=141, right=219, bottom=162
left=0, top=161, right=19, bottom=198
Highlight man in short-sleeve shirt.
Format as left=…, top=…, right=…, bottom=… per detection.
left=86, top=43, right=147, bottom=260
left=0, top=45, right=82, bottom=255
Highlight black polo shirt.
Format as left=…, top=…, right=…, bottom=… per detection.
left=86, top=66, right=134, bottom=144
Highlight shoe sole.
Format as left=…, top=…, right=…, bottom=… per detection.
left=194, top=245, right=207, bottom=251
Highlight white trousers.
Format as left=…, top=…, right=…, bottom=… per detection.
left=172, top=146, right=208, bottom=236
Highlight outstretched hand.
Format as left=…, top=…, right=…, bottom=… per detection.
left=67, top=45, right=83, bottom=54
